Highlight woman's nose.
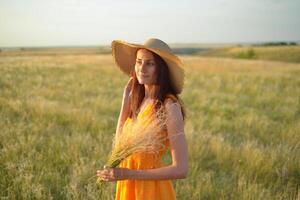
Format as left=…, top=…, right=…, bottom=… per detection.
left=140, top=62, right=147, bottom=72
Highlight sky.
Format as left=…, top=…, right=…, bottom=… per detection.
left=1, top=0, right=300, bottom=47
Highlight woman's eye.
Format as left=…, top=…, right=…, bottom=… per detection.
left=148, top=62, right=155, bottom=66
left=136, top=60, right=155, bottom=66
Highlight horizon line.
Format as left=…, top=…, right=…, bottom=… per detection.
left=1, top=40, right=299, bottom=49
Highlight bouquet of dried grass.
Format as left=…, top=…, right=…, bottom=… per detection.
left=96, top=102, right=168, bottom=186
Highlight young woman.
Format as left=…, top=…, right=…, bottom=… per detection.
left=97, top=38, right=188, bottom=200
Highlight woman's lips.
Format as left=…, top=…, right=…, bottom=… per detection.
left=139, top=74, right=148, bottom=78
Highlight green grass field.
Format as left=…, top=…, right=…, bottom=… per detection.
left=0, top=50, right=300, bottom=199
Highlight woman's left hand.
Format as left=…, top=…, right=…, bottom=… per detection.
left=96, top=166, right=131, bottom=182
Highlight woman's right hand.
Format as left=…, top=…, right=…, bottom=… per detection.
left=122, top=77, right=133, bottom=107
left=123, top=77, right=133, bottom=100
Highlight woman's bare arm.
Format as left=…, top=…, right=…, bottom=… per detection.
left=115, top=78, right=133, bottom=138
left=115, top=95, right=131, bottom=137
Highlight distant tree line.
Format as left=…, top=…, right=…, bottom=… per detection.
left=172, top=48, right=209, bottom=55
left=254, top=41, right=297, bottom=46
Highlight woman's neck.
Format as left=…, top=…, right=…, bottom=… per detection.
left=144, top=84, right=154, bottom=100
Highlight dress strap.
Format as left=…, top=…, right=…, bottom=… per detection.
left=164, top=94, right=178, bottom=105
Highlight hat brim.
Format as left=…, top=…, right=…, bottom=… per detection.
left=111, top=40, right=185, bottom=94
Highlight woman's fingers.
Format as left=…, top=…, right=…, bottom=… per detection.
left=96, top=169, right=113, bottom=181
left=96, top=168, right=125, bottom=181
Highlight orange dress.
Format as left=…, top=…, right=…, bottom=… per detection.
left=115, top=97, right=176, bottom=200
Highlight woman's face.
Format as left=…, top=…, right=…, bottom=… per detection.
left=135, top=49, right=157, bottom=85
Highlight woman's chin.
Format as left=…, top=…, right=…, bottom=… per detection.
left=137, top=77, right=155, bottom=85
left=137, top=78, right=147, bottom=85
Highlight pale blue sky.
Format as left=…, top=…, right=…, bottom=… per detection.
left=1, top=0, right=299, bottom=47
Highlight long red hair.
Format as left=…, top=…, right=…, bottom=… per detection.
left=128, top=49, right=186, bottom=121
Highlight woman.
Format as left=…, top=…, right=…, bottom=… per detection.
left=97, top=38, right=188, bottom=200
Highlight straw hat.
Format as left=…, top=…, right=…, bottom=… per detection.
left=111, top=38, right=185, bottom=94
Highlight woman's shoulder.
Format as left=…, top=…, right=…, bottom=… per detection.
left=164, top=93, right=180, bottom=108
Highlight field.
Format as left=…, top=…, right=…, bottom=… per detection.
left=0, top=48, right=300, bottom=199
left=198, top=45, right=300, bottom=63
